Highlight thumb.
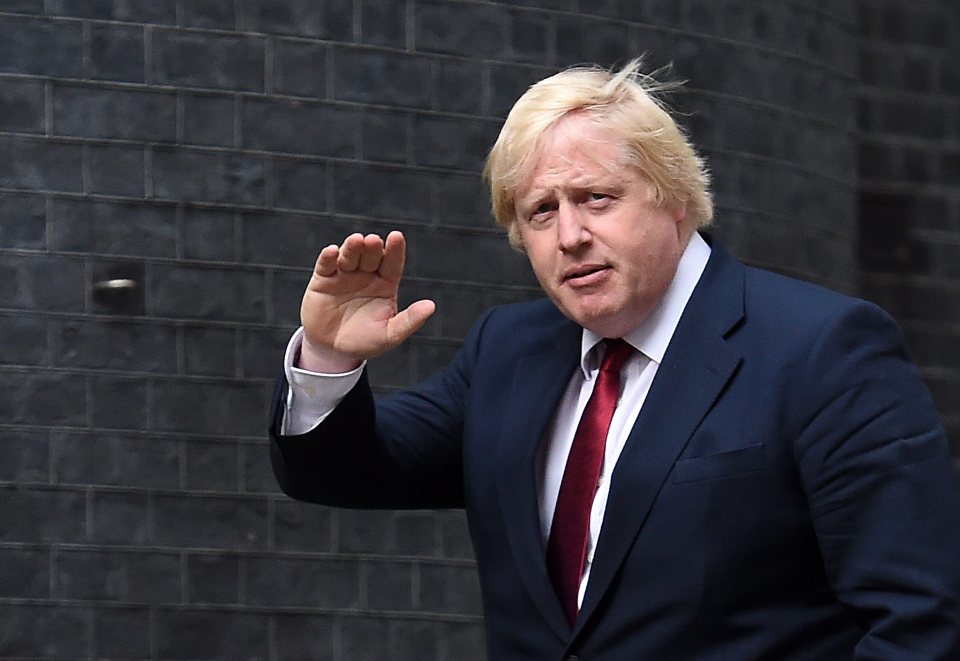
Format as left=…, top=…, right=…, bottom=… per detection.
left=386, top=299, right=436, bottom=347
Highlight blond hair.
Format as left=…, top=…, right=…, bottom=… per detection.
left=483, top=59, right=713, bottom=249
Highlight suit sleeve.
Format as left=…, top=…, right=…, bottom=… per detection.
left=269, top=307, right=496, bottom=510
left=793, top=300, right=960, bottom=658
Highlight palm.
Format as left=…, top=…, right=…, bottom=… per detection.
left=303, top=268, right=400, bottom=356
left=299, top=231, right=435, bottom=366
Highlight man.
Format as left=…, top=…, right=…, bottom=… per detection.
left=270, top=60, right=960, bottom=658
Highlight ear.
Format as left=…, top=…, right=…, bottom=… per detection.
left=508, top=223, right=527, bottom=253
left=669, top=201, right=692, bottom=242
left=670, top=201, right=687, bottom=226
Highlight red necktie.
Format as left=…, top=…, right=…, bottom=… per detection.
left=546, top=338, right=634, bottom=625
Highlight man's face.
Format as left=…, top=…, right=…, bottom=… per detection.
left=514, top=115, right=690, bottom=338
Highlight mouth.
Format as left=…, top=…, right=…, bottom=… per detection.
left=562, top=263, right=611, bottom=287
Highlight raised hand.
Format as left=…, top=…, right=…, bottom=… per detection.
left=298, top=231, right=436, bottom=373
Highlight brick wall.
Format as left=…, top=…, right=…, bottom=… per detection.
left=0, top=1, right=951, bottom=659
left=857, top=0, right=960, bottom=455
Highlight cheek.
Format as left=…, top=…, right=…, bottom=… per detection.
left=526, top=250, right=555, bottom=282
left=629, top=239, right=682, bottom=289
left=525, top=250, right=563, bottom=294
left=519, top=231, right=551, bottom=265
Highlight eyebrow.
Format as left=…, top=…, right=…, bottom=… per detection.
left=520, top=176, right=624, bottom=201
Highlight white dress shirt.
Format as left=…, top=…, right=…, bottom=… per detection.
left=281, top=232, right=711, bottom=606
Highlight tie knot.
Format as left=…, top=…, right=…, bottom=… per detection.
left=600, top=338, right=633, bottom=374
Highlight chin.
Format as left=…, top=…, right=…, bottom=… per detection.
left=551, top=295, right=638, bottom=336
left=571, top=312, right=626, bottom=338
left=576, top=305, right=649, bottom=338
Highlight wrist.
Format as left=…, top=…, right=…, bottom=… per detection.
left=297, top=337, right=363, bottom=374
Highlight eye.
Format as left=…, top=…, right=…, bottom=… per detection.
left=587, top=191, right=616, bottom=204
left=583, top=191, right=616, bottom=211
left=526, top=201, right=557, bottom=225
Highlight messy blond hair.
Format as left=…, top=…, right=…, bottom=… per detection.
left=483, top=58, right=713, bottom=249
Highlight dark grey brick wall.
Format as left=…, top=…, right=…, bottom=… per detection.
left=0, top=0, right=953, bottom=659
left=857, top=0, right=960, bottom=453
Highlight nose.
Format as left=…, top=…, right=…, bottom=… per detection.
left=557, top=203, right=591, bottom=253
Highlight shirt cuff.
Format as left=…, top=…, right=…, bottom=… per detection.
left=281, top=327, right=365, bottom=436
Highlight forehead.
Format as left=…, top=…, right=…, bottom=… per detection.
left=519, top=118, right=629, bottom=196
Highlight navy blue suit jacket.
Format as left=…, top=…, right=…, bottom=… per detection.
left=271, top=237, right=960, bottom=659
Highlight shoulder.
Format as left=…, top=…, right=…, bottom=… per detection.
left=710, top=241, right=899, bottom=340
left=696, top=237, right=900, bottom=350
left=483, top=297, right=567, bottom=329
left=733, top=261, right=934, bottom=432
left=745, top=265, right=870, bottom=314
left=745, top=266, right=903, bottom=349
left=464, top=298, right=582, bottom=357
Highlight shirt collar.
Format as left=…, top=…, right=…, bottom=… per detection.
left=579, top=232, right=711, bottom=377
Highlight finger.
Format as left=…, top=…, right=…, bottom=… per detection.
left=315, top=244, right=340, bottom=277
left=358, top=233, right=385, bottom=273
left=337, top=233, right=365, bottom=271
left=379, top=230, right=407, bottom=282
left=386, top=299, right=437, bottom=347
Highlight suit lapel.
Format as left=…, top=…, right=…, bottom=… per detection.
left=576, top=241, right=746, bottom=629
left=495, top=319, right=580, bottom=640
